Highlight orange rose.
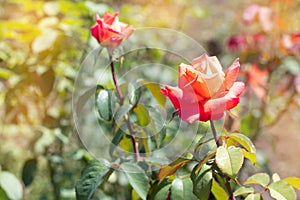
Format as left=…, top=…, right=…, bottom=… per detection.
left=161, top=54, right=245, bottom=123
left=90, top=12, right=135, bottom=49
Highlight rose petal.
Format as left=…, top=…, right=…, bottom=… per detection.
left=103, top=12, right=119, bottom=25
left=204, top=97, right=226, bottom=115
left=191, top=54, right=225, bottom=96
left=224, top=58, right=240, bottom=90
left=225, top=82, right=245, bottom=110
left=207, top=56, right=224, bottom=75
left=180, top=101, right=201, bottom=123
left=191, top=54, right=223, bottom=75
left=90, top=24, right=100, bottom=43
left=121, top=25, right=135, bottom=40
left=90, top=12, right=134, bottom=48
left=190, top=53, right=208, bottom=69
left=178, top=63, right=211, bottom=98
left=161, top=86, right=182, bottom=110
left=203, top=82, right=244, bottom=116
left=161, top=86, right=201, bottom=123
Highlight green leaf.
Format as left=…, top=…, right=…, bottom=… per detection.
left=119, top=134, right=134, bottom=152
left=0, top=171, right=23, bottom=200
left=242, top=149, right=257, bottom=164
left=195, top=134, right=217, bottom=161
left=171, top=178, right=197, bottom=200
left=148, top=180, right=171, bottom=200
left=147, top=105, right=166, bottom=148
left=211, top=179, right=229, bottom=200
left=171, top=179, right=184, bottom=199
left=140, top=81, right=166, bottom=107
left=215, top=146, right=244, bottom=179
left=76, top=86, right=99, bottom=116
left=272, top=173, right=281, bottom=182
left=233, top=186, right=254, bottom=196
left=113, top=104, right=133, bottom=126
left=128, top=83, right=142, bottom=106
left=96, top=89, right=115, bottom=121
left=109, top=124, right=127, bottom=156
left=284, top=177, right=300, bottom=190
left=244, top=173, right=270, bottom=188
left=227, top=133, right=256, bottom=154
left=158, top=157, right=192, bottom=182
left=76, top=159, right=111, bottom=200
left=22, top=158, right=38, bottom=187
left=245, top=194, right=262, bottom=200
left=191, top=164, right=212, bottom=200
left=0, top=187, right=9, bottom=200
left=121, top=163, right=149, bottom=200
left=193, top=151, right=216, bottom=175
left=133, top=104, right=151, bottom=127
left=269, top=180, right=296, bottom=200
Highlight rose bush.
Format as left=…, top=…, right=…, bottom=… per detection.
left=161, top=53, right=245, bottom=122
left=90, top=12, right=135, bottom=49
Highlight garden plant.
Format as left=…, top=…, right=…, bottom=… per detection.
left=0, top=1, right=300, bottom=200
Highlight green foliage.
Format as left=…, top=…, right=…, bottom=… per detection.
left=76, top=159, right=111, bottom=200
left=139, top=81, right=166, bottom=108
left=244, top=173, right=270, bottom=187
left=2, top=1, right=300, bottom=199
left=158, top=157, right=192, bottom=182
left=96, top=89, right=116, bottom=121
left=22, top=158, right=38, bottom=187
left=0, top=187, right=9, bottom=200
left=128, top=83, right=142, bottom=106
left=233, top=186, right=254, bottom=197
left=245, top=194, right=262, bottom=200
left=284, top=177, right=300, bottom=190
left=113, top=104, right=133, bottom=126
left=191, top=164, right=212, bottom=200
left=132, top=104, right=151, bottom=127
left=0, top=171, right=23, bottom=200
left=223, top=133, right=256, bottom=164
left=109, top=124, right=127, bottom=156
left=211, top=179, right=229, bottom=200
left=121, top=163, right=149, bottom=200
left=215, top=146, right=244, bottom=179
left=269, top=181, right=296, bottom=200
left=148, top=180, right=171, bottom=200
left=170, top=178, right=197, bottom=200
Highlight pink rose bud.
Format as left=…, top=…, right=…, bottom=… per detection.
left=90, top=12, right=135, bottom=49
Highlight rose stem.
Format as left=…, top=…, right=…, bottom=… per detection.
left=108, top=49, right=141, bottom=161
left=108, top=51, right=124, bottom=105
left=209, top=120, right=221, bottom=147
left=209, top=120, right=235, bottom=200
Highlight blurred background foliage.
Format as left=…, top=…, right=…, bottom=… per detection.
left=0, top=0, right=299, bottom=199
